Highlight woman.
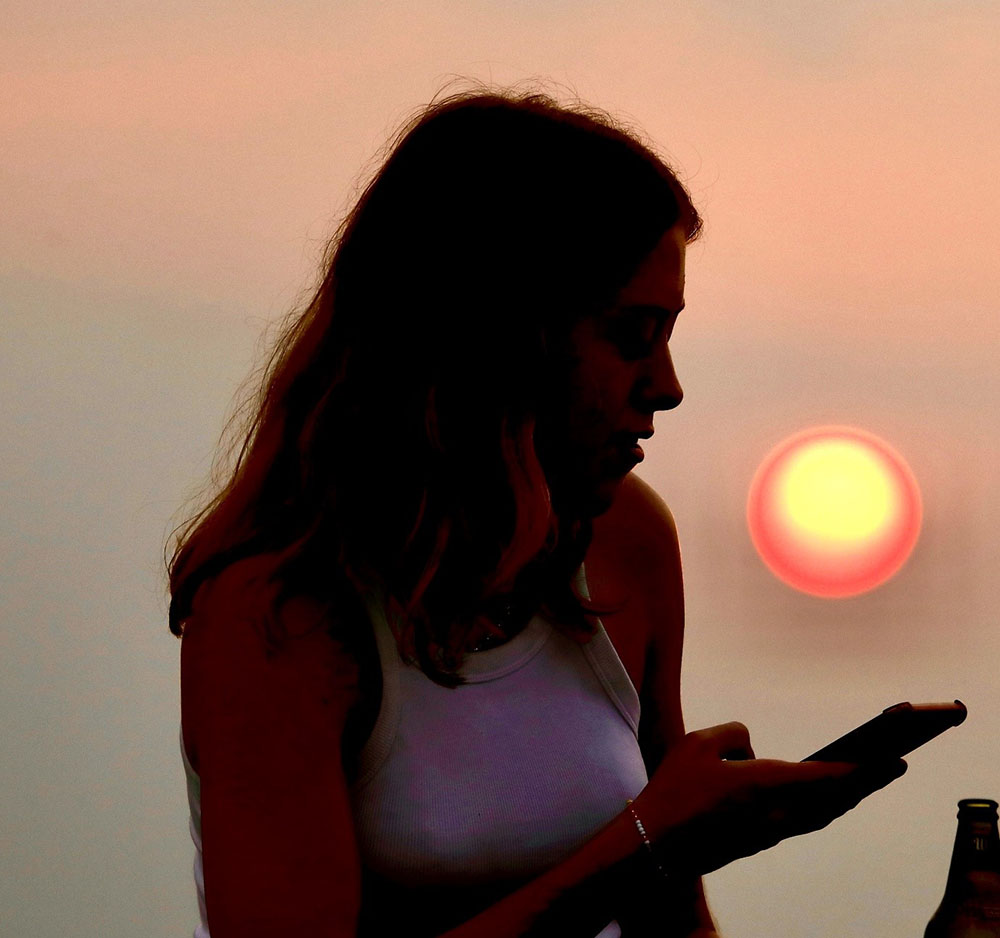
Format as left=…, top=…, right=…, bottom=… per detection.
left=168, top=81, right=907, bottom=938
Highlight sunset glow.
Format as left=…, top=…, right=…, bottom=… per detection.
left=747, top=426, right=922, bottom=598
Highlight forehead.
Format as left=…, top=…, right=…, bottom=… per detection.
left=611, top=224, right=686, bottom=311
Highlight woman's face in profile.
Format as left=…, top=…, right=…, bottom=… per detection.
left=536, top=223, right=687, bottom=519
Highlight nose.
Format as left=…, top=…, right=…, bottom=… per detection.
left=642, top=343, right=684, bottom=412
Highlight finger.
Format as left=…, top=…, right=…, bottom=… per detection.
left=741, top=758, right=860, bottom=788
left=722, top=745, right=756, bottom=761
left=848, top=758, right=908, bottom=792
left=762, top=785, right=866, bottom=838
left=791, top=759, right=908, bottom=821
left=700, top=721, right=755, bottom=760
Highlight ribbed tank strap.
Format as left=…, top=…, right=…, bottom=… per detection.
left=577, top=561, right=641, bottom=737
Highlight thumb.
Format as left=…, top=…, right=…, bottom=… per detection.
left=699, top=721, right=756, bottom=760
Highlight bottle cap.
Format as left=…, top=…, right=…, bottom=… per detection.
left=956, top=799, right=998, bottom=816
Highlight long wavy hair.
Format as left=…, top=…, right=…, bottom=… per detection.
left=165, top=78, right=703, bottom=688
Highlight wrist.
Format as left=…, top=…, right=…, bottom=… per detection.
left=624, top=799, right=670, bottom=881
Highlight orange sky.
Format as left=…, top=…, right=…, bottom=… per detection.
left=4, top=1, right=997, bottom=354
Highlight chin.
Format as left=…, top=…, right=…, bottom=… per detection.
left=547, top=453, right=628, bottom=520
left=564, top=477, right=623, bottom=520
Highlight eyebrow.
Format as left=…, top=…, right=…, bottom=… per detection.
left=614, top=302, right=685, bottom=318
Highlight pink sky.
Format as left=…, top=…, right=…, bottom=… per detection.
left=4, top=1, right=997, bottom=353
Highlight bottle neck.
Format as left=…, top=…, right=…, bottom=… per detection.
left=941, top=801, right=1000, bottom=905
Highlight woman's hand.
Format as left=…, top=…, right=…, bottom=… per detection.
left=633, top=721, right=907, bottom=876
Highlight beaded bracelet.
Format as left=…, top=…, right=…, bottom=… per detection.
left=625, top=799, right=669, bottom=880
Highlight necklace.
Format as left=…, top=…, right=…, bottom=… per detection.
left=468, top=599, right=520, bottom=652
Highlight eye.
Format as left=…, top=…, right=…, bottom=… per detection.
left=618, top=337, right=652, bottom=359
left=612, top=319, right=658, bottom=359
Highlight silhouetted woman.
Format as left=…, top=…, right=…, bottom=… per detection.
left=168, top=81, right=906, bottom=938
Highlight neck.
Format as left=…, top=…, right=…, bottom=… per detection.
left=465, top=510, right=593, bottom=653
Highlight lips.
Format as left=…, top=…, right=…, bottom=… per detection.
left=611, top=427, right=654, bottom=450
left=610, top=438, right=645, bottom=467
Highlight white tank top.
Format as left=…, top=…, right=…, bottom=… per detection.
left=179, top=724, right=209, bottom=938
left=180, top=561, right=647, bottom=938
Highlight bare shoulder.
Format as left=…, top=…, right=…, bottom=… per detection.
left=619, top=472, right=678, bottom=542
left=180, top=555, right=361, bottom=777
left=594, top=471, right=681, bottom=578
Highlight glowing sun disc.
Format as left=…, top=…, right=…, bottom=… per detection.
left=747, top=426, right=922, bottom=598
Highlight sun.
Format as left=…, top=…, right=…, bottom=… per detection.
left=747, top=426, right=922, bottom=598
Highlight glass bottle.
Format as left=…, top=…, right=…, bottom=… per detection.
left=925, top=799, right=1000, bottom=938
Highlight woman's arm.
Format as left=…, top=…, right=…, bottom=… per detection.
left=609, top=474, right=721, bottom=936
left=181, top=567, right=366, bottom=938
left=441, top=718, right=906, bottom=938
left=437, top=807, right=673, bottom=938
